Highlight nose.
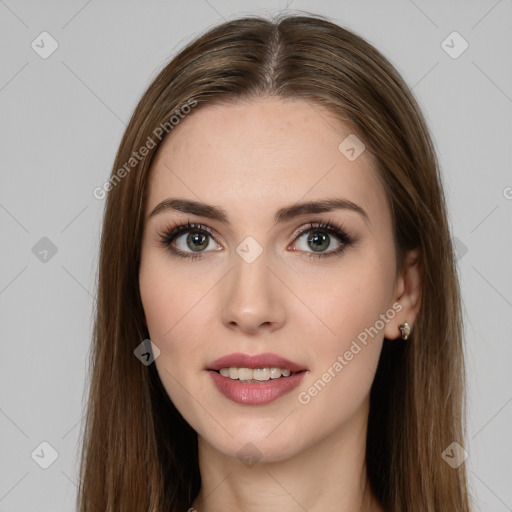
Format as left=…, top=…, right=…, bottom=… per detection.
left=219, top=247, right=286, bottom=335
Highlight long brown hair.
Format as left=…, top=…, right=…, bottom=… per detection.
left=78, top=13, right=472, bottom=512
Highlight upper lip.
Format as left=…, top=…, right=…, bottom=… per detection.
left=208, top=352, right=307, bottom=372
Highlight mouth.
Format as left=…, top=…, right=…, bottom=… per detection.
left=207, top=352, right=308, bottom=405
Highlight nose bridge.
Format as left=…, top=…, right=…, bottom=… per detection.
left=220, top=236, right=285, bottom=332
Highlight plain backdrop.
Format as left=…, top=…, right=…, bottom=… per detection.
left=0, top=1, right=511, bottom=510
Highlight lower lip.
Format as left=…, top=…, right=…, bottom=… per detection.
left=209, top=370, right=307, bottom=405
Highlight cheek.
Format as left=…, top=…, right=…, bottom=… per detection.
left=289, top=253, right=395, bottom=410
left=292, top=255, right=394, bottom=346
left=139, top=256, right=214, bottom=416
left=140, top=255, right=196, bottom=351
left=139, top=250, right=222, bottom=384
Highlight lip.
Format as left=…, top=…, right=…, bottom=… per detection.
left=208, top=352, right=307, bottom=373
left=207, top=352, right=308, bottom=405
left=209, top=370, right=307, bottom=405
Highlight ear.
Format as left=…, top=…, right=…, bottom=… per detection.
left=384, top=248, right=422, bottom=340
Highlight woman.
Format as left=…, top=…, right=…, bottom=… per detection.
left=79, top=13, right=472, bottom=512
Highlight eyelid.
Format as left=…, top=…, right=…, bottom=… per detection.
left=157, top=221, right=221, bottom=247
left=157, top=217, right=356, bottom=259
left=289, top=220, right=356, bottom=251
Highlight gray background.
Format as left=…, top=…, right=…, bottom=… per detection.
left=1, top=0, right=511, bottom=510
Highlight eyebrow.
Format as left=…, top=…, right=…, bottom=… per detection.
left=148, top=197, right=370, bottom=226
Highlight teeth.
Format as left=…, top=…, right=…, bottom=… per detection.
left=269, top=367, right=281, bottom=379
left=238, top=368, right=253, bottom=381
left=217, top=367, right=295, bottom=381
left=253, top=368, right=270, bottom=381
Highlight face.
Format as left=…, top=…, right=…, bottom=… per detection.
left=139, top=97, right=403, bottom=463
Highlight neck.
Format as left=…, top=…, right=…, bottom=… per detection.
left=190, top=397, right=383, bottom=512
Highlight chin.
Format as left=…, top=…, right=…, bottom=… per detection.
left=204, top=430, right=304, bottom=465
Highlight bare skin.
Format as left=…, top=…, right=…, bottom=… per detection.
left=139, top=97, right=421, bottom=512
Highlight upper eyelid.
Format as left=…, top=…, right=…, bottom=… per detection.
left=293, top=221, right=342, bottom=236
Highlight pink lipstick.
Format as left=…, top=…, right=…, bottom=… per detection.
left=207, top=352, right=308, bottom=405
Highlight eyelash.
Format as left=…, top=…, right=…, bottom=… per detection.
left=156, top=219, right=356, bottom=261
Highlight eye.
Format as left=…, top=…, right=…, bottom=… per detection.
left=290, top=221, right=356, bottom=259
left=157, top=221, right=221, bottom=260
left=157, top=219, right=356, bottom=261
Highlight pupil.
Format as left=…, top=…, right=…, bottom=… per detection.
left=308, top=232, right=329, bottom=252
left=187, top=232, right=208, bottom=251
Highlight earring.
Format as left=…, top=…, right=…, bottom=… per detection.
left=399, top=322, right=411, bottom=340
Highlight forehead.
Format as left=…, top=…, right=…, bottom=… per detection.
left=145, top=98, right=388, bottom=226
